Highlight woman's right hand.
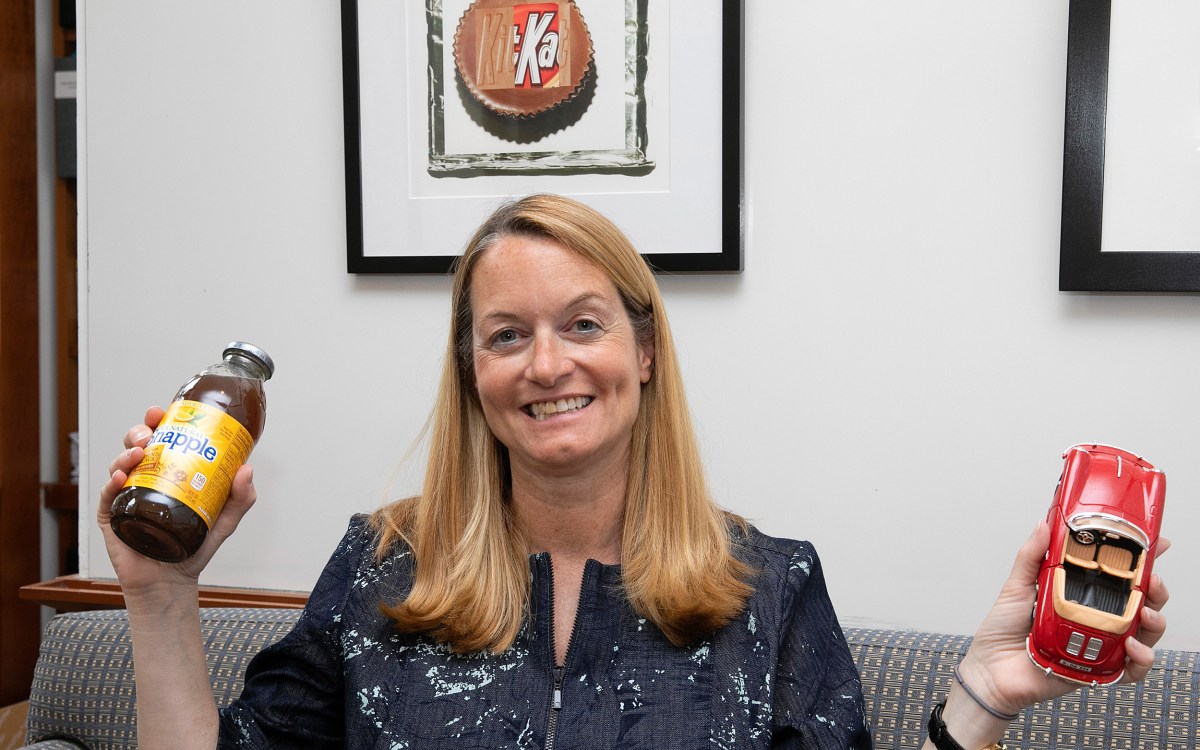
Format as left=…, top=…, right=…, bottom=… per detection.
left=98, top=406, right=258, bottom=602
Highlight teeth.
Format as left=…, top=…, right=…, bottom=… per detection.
left=530, top=396, right=592, bottom=420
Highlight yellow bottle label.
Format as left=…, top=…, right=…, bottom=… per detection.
left=122, top=400, right=254, bottom=528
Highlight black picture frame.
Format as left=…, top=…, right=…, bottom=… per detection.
left=341, top=0, right=744, bottom=274
left=1060, top=0, right=1200, bottom=291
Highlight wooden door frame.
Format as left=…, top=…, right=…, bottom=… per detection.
left=0, top=0, right=45, bottom=705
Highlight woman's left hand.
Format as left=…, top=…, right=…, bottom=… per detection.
left=955, top=520, right=1170, bottom=716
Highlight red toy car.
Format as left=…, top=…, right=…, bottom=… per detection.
left=1026, top=444, right=1165, bottom=685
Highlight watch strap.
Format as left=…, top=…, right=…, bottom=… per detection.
left=927, top=699, right=1007, bottom=750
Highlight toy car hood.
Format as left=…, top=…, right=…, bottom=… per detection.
left=1060, top=444, right=1163, bottom=550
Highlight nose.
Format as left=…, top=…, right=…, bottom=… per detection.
left=527, top=330, right=574, bottom=386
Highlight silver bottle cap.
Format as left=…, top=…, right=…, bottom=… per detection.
left=224, top=341, right=275, bottom=379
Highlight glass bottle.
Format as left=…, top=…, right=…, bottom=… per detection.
left=110, top=341, right=273, bottom=562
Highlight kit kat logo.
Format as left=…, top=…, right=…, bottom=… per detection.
left=512, top=4, right=563, bottom=88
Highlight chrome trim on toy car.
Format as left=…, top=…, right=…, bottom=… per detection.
left=1067, top=512, right=1150, bottom=550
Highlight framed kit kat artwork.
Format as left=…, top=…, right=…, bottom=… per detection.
left=342, top=0, right=743, bottom=273
left=1059, top=0, right=1200, bottom=291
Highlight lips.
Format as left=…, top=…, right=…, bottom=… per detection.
left=525, top=396, right=593, bottom=421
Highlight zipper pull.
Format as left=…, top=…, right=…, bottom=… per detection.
left=553, top=665, right=564, bottom=710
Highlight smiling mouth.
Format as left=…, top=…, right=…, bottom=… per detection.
left=526, top=396, right=593, bottom=421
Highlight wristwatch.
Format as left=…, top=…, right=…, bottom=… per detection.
left=927, top=700, right=1007, bottom=750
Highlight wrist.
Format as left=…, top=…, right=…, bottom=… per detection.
left=926, top=686, right=1012, bottom=750
left=120, top=580, right=201, bottom=622
left=955, top=652, right=1025, bottom=718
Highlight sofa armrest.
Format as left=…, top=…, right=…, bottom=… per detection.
left=25, top=607, right=302, bottom=750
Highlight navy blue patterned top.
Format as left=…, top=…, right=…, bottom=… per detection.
left=218, top=515, right=873, bottom=749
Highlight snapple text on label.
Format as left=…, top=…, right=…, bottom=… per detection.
left=124, top=399, right=254, bottom=527
left=148, top=426, right=221, bottom=462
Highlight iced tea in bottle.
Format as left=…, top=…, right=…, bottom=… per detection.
left=110, top=341, right=274, bottom=562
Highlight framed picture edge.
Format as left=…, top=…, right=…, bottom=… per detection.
left=342, top=0, right=744, bottom=275
left=1059, top=0, right=1200, bottom=292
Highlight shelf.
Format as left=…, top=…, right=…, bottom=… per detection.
left=41, top=482, right=78, bottom=576
left=20, top=575, right=308, bottom=612
left=42, top=482, right=77, bottom=511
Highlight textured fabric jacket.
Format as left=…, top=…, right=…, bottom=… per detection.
left=219, top=515, right=873, bottom=749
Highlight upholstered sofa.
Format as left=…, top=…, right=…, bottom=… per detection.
left=21, top=608, right=1200, bottom=748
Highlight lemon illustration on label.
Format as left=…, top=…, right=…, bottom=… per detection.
left=124, top=400, right=253, bottom=528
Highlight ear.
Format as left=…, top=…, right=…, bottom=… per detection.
left=638, top=339, right=654, bottom=384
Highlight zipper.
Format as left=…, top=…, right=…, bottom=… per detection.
left=546, top=665, right=564, bottom=749
left=544, top=555, right=586, bottom=750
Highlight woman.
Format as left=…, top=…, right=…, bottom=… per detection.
left=100, top=194, right=1169, bottom=749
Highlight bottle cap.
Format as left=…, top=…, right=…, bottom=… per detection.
left=224, top=341, right=275, bottom=379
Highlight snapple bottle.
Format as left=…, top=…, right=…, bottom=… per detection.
left=110, top=342, right=274, bottom=562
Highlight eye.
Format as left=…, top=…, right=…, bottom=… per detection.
left=490, top=328, right=520, bottom=346
left=572, top=319, right=599, bottom=333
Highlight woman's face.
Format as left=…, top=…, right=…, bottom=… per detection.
left=470, top=235, right=653, bottom=480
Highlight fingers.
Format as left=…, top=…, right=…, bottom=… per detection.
left=106, top=444, right=144, bottom=482
left=104, top=408, right=164, bottom=523
left=1134, top=563, right=1170, bottom=649
left=219, top=464, right=258, bottom=533
left=100, top=444, right=146, bottom=525
left=143, top=406, right=166, bottom=432
left=1154, top=536, right=1171, bottom=559
left=97, top=465, right=129, bottom=525
left=1137, top=605, right=1167, bottom=648
left=1001, top=519, right=1049, bottom=594
left=1122, top=628, right=1158, bottom=683
left=1145, top=573, right=1170, bottom=612
left=185, top=464, right=257, bottom=570
left=123, top=419, right=156, bottom=450
left=1120, top=572, right=1169, bottom=685
left=1131, top=574, right=1169, bottom=654
left=122, top=425, right=151, bottom=451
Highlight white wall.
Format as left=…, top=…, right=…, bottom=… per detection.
left=78, top=0, right=1200, bottom=651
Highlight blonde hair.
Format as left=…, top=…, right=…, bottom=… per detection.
left=372, top=194, right=752, bottom=652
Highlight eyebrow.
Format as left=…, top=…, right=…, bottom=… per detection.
left=476, top=292, right=615, bottom=326
left=564, top=292, right=611, bottom=310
